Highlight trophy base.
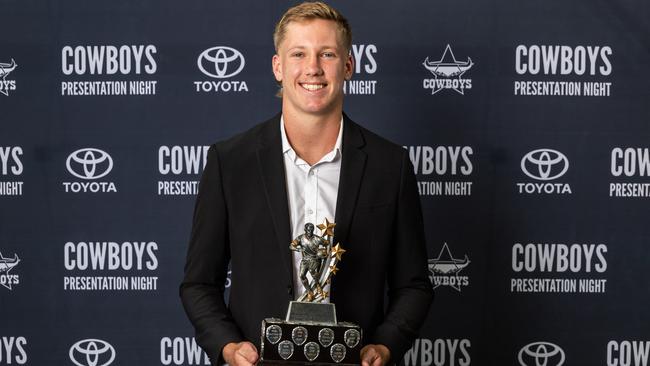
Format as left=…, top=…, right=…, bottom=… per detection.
left=260, top=301, right=362, bottom=365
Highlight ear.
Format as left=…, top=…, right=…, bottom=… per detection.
left=344, top=53, right=354, bottom=80
left=272, top=54, right=282, bottom=82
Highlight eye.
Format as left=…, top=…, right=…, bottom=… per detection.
left=322, top=52, right=336, bottom=58
left=291, top=51, right=304, bottom=58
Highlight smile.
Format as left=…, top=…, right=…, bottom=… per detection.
left=300, top=83, right=326, bottom=91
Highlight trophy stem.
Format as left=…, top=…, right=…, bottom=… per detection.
left=286, top=301, right=337, bottom=325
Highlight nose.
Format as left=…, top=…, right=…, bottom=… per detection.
left=305, top=52, right=323, bottom=76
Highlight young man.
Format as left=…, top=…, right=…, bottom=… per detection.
left=180, top=3, right=433, bottom=366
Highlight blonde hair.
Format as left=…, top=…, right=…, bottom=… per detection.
left=273, top=1, right=352, bottom=54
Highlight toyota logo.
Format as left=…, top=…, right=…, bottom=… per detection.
left=69, top=339, right=116, bottom=366
left=521, top=149, right=569, bottom=181
left=66, top=148, right=113, bottom=180
left=197, top=46, right=245, bottom=78
left=518, top=341, right=565, bottom=366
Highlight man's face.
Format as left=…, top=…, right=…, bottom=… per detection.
left=272, top=19, right=353, bottom=117
left=305, top=223, right=314, bottom=237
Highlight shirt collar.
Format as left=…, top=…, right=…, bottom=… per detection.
left=280, top=115, right=344, bottom=164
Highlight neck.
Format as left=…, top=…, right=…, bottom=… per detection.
left=283, top=108, right=342, bottom=166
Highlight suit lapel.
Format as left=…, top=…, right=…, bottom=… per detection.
left=256, top=115, right=294, bottom=284
left=333, top=115, right=367, bottom=250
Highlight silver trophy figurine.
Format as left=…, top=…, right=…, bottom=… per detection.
left=260, top=219, right=362, bottom=365
left=290, top=219, right=343, bottom=302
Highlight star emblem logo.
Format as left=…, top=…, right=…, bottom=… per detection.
left=422, top=45, right=474, bottom=95
left=427, top=243, right=470, bottom=291
left=0, top=251, right=21, bottom=290
left=0, top=59, right=17, bottom=97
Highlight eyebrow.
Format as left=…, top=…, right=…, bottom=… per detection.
left=287, top=45, right=339, bottom=51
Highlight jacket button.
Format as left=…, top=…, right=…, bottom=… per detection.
left=287, top=285, right=293, bottom=295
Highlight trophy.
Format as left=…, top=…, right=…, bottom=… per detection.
left=260, top=219, right=362, bottom=365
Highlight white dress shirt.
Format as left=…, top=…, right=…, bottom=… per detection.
left=281, top=116, right=343, bottom=302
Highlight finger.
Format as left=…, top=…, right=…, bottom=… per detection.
left=233, top=353, right=255, bottom=366
left=238, top=352, right=258, bottom=365
left=238, top=344, right=259, bottom=364
left=371, top=356, right=383, bottom=366
left=361, top=348, right=377, bottom=366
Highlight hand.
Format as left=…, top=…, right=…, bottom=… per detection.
left=360, top=344, right=390, bottom=366
left=222, top=341, right=258, bottom=366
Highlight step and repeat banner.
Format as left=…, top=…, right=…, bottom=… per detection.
left=1, top=0, right=649, bottom=365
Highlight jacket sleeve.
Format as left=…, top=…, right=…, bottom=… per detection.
left=180, top=144, right=244, bottom=366
left=369, top=149, right=434, bottom=363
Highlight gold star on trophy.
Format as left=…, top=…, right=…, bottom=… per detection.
left=317, top=218, right=336, bottom=237
left=331, top=243, right=346, bottom=261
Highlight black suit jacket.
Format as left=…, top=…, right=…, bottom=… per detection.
left=180, top=113, right=433, bottom=365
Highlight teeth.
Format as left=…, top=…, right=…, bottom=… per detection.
left=301, top=84, right=324, bottom=91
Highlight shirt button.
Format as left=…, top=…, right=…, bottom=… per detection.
left=307, top=209, right=314, bottom=215
left=309, top=170, right=314, bottom=176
